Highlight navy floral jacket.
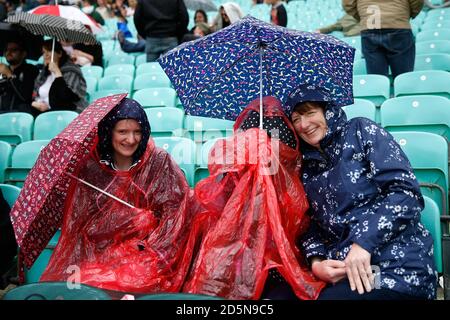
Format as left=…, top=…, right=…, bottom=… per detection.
left=299, top=105, right=438, bottom=299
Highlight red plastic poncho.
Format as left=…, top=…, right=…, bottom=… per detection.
left=40, top=138, right=198, bottom=293
left=183, top=97, right=326, bottom=300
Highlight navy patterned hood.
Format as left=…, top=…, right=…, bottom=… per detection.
left=97, top=98, right=151, bottom=165
left=286, top=84, right=348, bottom=153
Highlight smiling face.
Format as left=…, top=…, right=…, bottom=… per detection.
left=291, top=102, right=327, bottom=149
left=112, top=119, right=142, bottom=165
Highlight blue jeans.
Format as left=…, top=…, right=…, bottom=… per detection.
left=145, top=37, right=178, bottom=62
left=361, top=29, right=415, bottom=79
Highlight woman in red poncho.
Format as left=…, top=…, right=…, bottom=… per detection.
left=183, top=96, right=326, bottom=300
left=40, top=98, right=197, bottom=294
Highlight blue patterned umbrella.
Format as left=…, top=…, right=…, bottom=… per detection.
left=158, top=15, right=355, bottom=121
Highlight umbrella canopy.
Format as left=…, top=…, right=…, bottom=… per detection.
left=184, top=0, right=217, bottom=12
left=158, top=15, right=355, bottom=121
left=5, top=12, right=98, bottom=45
left=9, top=93, right=127, bottom=271
left=29, top=5, right=103, bottom=35
left=0, top=22, right=43, bottom=60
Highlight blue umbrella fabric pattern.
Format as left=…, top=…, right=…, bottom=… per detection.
left=158, top=15, right=355, bottom=121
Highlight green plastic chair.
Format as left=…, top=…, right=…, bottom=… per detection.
left=421, top=196, right=443, bottom=272
left=153, top=137, right=197, bottom=187
left=4, top=140, right=50, bottom=187
left=416, top=40, right=450, bottom=55
left=391, top=131, right=448, bottom=217
left=133, top=72, right=171, bottom=91
left=394, top=70, right=450, bottom=99
left=3, top=281, right=112, bottom=300
left=184, top=115, right=234, bottom=143
left=342, top=99, right=377, bottom=122
left=33, top=111, right=78, bottom=140
left=194, top=138, right=226, bottom=185
left=89, top=89, right=130, bottom=103
left=426, top=8, right=450, bottom=19
left=353, top=74, right=390, bottom=107
left=342, top=35, right=362, bottom=51
left=0, top=141, right=12, bottom=183
left=416, top=29, right=450, bottom=42
left=134, top=53, right=147, bottom=66
left=104, top=63, right=135, bottom=77
left=421, top=20, right=450, bottom=31
left=81, top=65, right=103, bottom=80
left=136, top=62, right=165, bottom=76
left=133, top=88, right=177, bottom=108
left=107, top=54, right=135, bottom=66
left=136, top=293, right=223, bottom=300
left=98, top=75, right=133, bottom=92
left=24, top=230, right=60, bottom=284
left=380, top=95, right=450, bottom=140
left=0, top=183, right=21, bottom=207
left=0, top=112, right=34, bottom=146
left=84, top=76, right=98, bottom=99
left=414, top=53, right=450, bottom=72
left=144, top=107, right=184, bottom=137
left=353, top=59, right=367, bottom=75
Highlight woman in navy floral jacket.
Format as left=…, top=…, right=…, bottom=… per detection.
left=286, top=86, right=437, bottom=300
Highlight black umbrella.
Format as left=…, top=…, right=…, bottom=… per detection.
left=5, top=12, right=97, bottom=45
left=0, top=22, right=44, bottom=60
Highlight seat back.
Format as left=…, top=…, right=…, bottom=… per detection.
left=342, top=99, right=377, bottom=122
left=0, top=141, right=12, bottom=183
left=144, top=107, right=184, bottom=137
left=391, top=131, right=448, bottom=216
left=394, top=70, right=450, bottom=99
left=421, top=196, right=443, bottom=272
left=0, top=183, right=21, bottom=207
left=133, top=72, right=171, bottom=91
left=136, top=62, right=165, bottom=76
left=184, top=115, right=234, bottom=143
left=0, top=112, right=34, bottom=146
left=81, top=65, right=103, bottom=80
left=353, top=74, right=390, bottom=106
left=132, top=88, right=177, bottom=108
left=414, top=53, right=450, bottom=72
left=153, top=137, right=196, bottom=186
left=89, top=89, right=130, bottom=103
left=380, top=95, right=450, bottom=140
left=98, top=75, right=133, bottom=92
left=415, top=40, right=450, bottom=55
left=194, top=138, right=226, bottom=184
left=416, top=28, right=450, bottom=42
left=104, top=63, right=135, bottom=77
left=107, top=54, right=135, bottom=66
left=3, top=281, right=112, bottom=300
left=34, top=111, right=78, bottom=140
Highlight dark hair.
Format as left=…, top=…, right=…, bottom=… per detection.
left=292, top=101, right=326, bottom=115
left=6, top=39, right=26, bottom=51
left=194, top=9, right=208, bottom=23
left=42, top=39, right=69, bottom=66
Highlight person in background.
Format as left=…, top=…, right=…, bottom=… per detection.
left=80, top=0, right=105, bottom=25
left=32, top=40, right=87, bottom=115
left=265, top=0, right=287, bottom=27
left=210, top=2, right=243, bottom=31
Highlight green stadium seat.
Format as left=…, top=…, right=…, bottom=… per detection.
left=103, top=64, right=135, bottom=77
left=416, top=28, right=450, bottom=42
left=4, top=140, right=50, bottom=187
left=380, top=95, right=450, bottom=140
left=3, top=281, right=112, bottom=300
left=394, top=70, right=450, bottom=99
left=33, top=111, right=78, bottom=140
left=107, top=54, right=135, bottom=66
left=132, top=88, right=177, bottom=108
left=0, top=112, right=34, bottom=146
left=421, top=20, right=450, bottom=31
left=194, top=138, right=226, bottom=184
left=81, top=65, right=103, bottom=80
left=98, top=75, right=133, bottom=92
left=416, top=40, right=450, bottom=55
left=421, top=196, right=443, bottom=272
left=0, top=141, right=12, bottom=183
left=133, top=73, right=171, bottom=91
left=342, top=36, right=362, bottom=51
left=84, top=76, right=98, bottom=100
left=184, top=115, right=234, bottom=143
left=135, top=54, right=147, bottom=66
left=353, top=59, right=367, bottom=75
left=391, top=131, right=448, bottom=217
left=23, top=230, right=60, bottom=284
left=144, top=107, right=184, bottom=137
left=152, top=137, right=197, bottom=187
left=342, top=99, right=377, bottom=122
left=89, top=89, right=130, bottom=103
left=0, top=183, right=20, bottom=208
left=353, top=74, right=390, bottom=106
left=414, top=53, right=450, bottom=71
left=136, top=62, right=165, bottom=76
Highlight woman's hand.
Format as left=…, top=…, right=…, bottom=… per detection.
left=344, top=243, right=374, bottom=294
left=31, top=100, right=50, bottom=112
left=48, top=61, right=62, bottom=77
left=311, top=257, right=347, bottom=284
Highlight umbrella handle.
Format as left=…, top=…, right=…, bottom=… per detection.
left=66, top=172, right=136, bottom=209
left=51, top=38, right=55, bottom=64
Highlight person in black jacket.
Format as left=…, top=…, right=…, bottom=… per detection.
left=31, top=40, right=87, bottom=115
left=0, top=40, right=39, bottom=114
left=265, top=0, right=287, bottom=27
left=0, top=188, right=16, bottom=289
left=133, top=0, right=189, bottom=62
